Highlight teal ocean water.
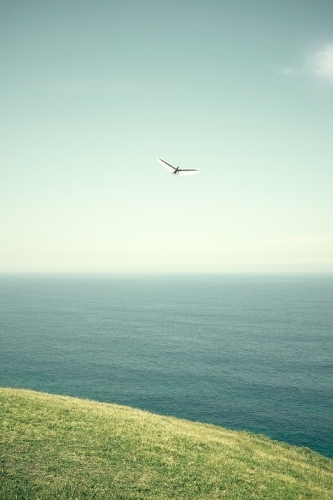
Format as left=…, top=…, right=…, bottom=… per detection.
left=0, top=274, right=332, bottom=458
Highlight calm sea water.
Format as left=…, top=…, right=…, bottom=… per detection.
left=0, top=274, right=332, bottom=458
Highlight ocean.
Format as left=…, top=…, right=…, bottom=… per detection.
left=0, top=274, right=332, bottom=458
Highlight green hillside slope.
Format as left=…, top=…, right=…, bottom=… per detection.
left=1, top=388, right=332, bottom=499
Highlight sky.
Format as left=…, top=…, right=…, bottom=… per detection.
left=1, top=0, right=333, bottom=273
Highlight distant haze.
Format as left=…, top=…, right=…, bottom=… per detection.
left=1, top=0, right=333, bottom=273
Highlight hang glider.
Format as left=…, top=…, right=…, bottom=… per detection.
left=157, top=157, right=200, bottom=176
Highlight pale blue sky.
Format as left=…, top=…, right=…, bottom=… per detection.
left=1, top=0, right=333, bottom=272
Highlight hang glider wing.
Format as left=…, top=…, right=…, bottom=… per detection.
left=157, top=157, right=201, bottom=176
left=157, top=157, right=176, bottom=173
left=177, top=169, right=201, bottom=176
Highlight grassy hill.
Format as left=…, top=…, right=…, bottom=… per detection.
left=1, top=388, right=332, bottom=499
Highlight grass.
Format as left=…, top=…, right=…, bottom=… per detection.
left=1, top=388, right=332, bottom=499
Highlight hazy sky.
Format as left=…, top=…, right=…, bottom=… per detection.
left=1, top=0, right=333, bottom=272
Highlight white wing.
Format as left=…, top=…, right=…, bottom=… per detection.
left=157, top=157, right=176, bottom=173
left=177, top=169, right=201, bottom=176
left=157, top=158, right=201, bottom=176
